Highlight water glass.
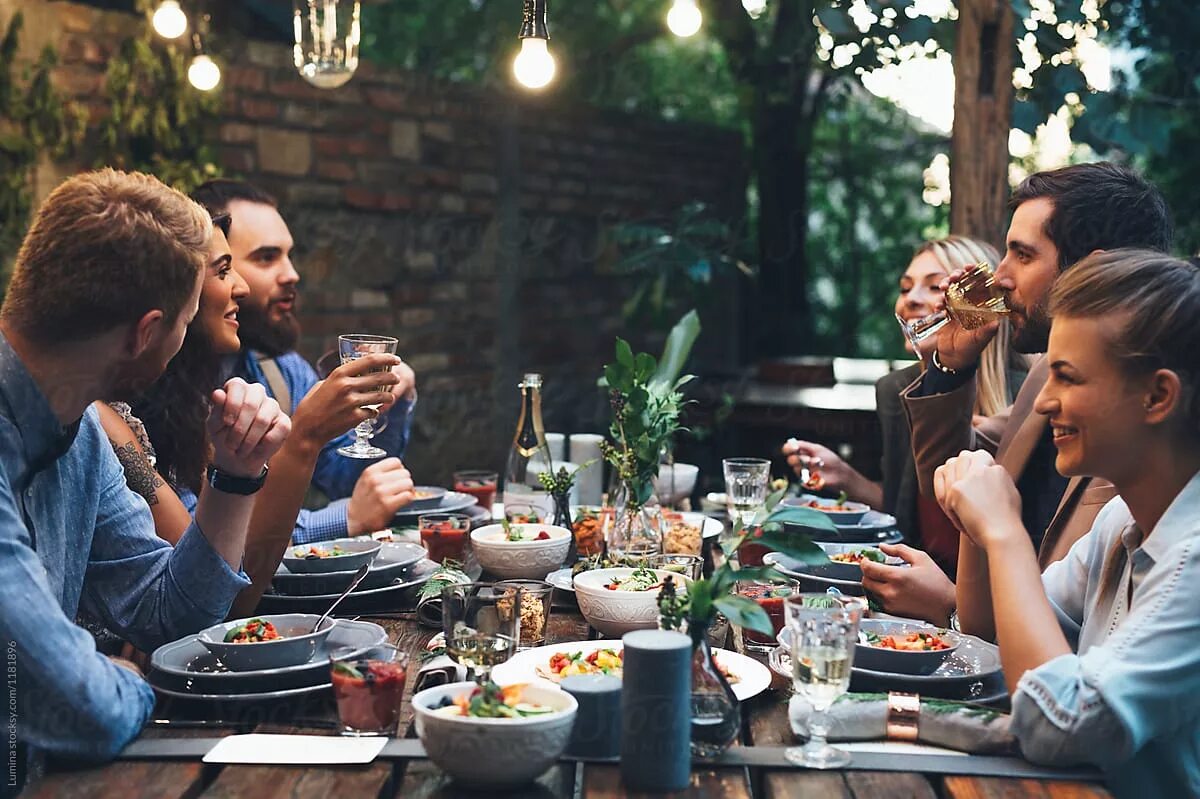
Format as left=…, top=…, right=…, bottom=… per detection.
left=722, top=458, right=770, bottom=527
left=650, top=554, right=703, bottom=581
left=442, top=582, right=521, bottom=683
left=783, top=594, right=863, bottom=768
left=495, top=579, right=553, bottom=648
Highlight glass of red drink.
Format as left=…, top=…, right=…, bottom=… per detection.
left=419, top=512, right=472, bottom=564
left=330, top=644, right=410, bottom=736
left=453, top=470, right=498, bottom=513
left=736, top=578, right=800, bottom=653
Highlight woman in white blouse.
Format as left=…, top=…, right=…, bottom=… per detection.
left=934, top=249, right=1200, bottom=798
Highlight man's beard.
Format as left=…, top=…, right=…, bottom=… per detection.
left=1011, top=301, right=1052, bottom=354
left=237, top=300, right=300, bottom=357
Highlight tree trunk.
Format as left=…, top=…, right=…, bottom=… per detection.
left=950, top=0, right=1015, bottom=249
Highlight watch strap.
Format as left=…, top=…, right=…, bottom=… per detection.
left=206, top=464, right=268, bottom=496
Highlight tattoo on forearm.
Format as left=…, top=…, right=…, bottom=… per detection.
left=111, top=441, right=164, bottom=505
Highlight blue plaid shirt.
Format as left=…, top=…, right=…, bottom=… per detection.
left=0, top=334, right=249, bottom=787
left=201, top=349, right=413, bottom=544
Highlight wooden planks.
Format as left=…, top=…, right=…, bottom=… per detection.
left=943, top=777, right=1112, bottom=799
left=582, top=764, right=751, bottom=799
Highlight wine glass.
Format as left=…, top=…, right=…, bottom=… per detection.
left=336, top=334, right=398, bottom=459
left=441, top=582, right=521, bottom=684
left=896, top=262, right=1010, bottom=357
left=783, top=593, right=863, bottom=769
left=722, top=458, right=770, bottom=527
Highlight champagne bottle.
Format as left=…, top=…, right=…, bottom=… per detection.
left=503, top=373, right=554, bottom=520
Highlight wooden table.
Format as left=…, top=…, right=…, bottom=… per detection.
left=25, top=609, right=1112, bottom=799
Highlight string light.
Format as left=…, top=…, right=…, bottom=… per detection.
left=667, top=0, right=702, bottom=38
left=742, top=0, right=768, bottom=19
left=513, top=0, right=556, bottom=90
left=152, top=0, right=188, bottom=39
left=188, top=53, right=221, bottom=91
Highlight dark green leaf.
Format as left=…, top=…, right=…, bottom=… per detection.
left=616, top=338, right=634, bottom=368
left=764, top=506, right=838, bottom=532
left=713, top=594, right=774, bottom=636
left=652, top=310, right=700, bottom=388
left=752, top=524, right=829, bottom=566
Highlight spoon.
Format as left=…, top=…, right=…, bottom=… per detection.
left=311, top=562, right=372, bottom=633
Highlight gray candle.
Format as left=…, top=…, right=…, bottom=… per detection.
left=561, top=674, right=621, bottom=759
left=620, top=629, right=691, bottom=791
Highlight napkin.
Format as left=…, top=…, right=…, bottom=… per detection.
left=414, top=633, right=466, bottom=692
left=414, top=562, right=473, bottom=628
left=203, top=734, right=386, bottom=765
left=788, top=693, right=1017, bottom=755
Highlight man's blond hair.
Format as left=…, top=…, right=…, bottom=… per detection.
left=2, top=169, right=211, bottom=343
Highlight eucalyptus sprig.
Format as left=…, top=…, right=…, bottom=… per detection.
left=536, top=459, right=598, bottom=495
left=663, top=489, right=839, bottom=638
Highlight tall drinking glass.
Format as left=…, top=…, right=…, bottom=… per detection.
left=784, top=594, right=863, bottom=768
left=723, top=458, right=770, bottom=527
left=896, top=262, right=1010, bottom=357
left=442, top=582, right=521, bottom=684
left=336, top=334, right=397, bottom=459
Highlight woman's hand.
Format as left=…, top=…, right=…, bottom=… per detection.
left=207, top=378, right=291, bottom=478
left=859, top=544, right=957, bottom=626
left=782, top=439, right=848, bottom=492
left=934, top=450, right=1023, bottom=549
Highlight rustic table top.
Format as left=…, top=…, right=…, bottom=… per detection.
left=25, top=607, right=1112, bottom=799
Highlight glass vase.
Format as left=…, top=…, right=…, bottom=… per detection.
left=605, top=483, right=662, bottom=561
left=689, top=627, right=740, bottom=758
left=551, top=490, right=576, bottom=565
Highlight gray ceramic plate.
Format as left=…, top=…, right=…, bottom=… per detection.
left=783, top=507, right=903, bottom=544
left=391, top=491, right=479, bottom=522
left=281, top=538, right=382, bottom=574
left=762, top=551, right=867, bottom=596
left=149, top=679, right=331, bottom=703
left=272, top=542, right=425, bottom=596
left=151, top=619, right=388, bottom=694
left=257, top=558, right=439, bottom=615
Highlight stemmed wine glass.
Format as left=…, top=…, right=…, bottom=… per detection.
left=895, top=262, right=1010, bottom=357
left=336, top=334, right=398, bottom=459
left=441, top=582, right=521, bottom=684
left=784, top=594, right=863, bottom=769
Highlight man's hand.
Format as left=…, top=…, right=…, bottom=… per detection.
left=934, top=449, right=1023, bottom=549
left=392, top=359, right=417, bottom=403
left=345, top=458, right=416, bottom=536
left=108, top=654, right=145, bottom=679
left=207, top=378, right=291, bottom=478
left=291, top=354, right=401, bottom=450
left=931, top=265, right=1002, bottom=372
left=859, top=544, right=957, bottom=626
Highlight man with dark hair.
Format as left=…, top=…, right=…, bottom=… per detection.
left=0, top=170, right=290, bottom=784
left=862, top=162, right=1173, bottom=623
left=190, top=179, right=418, bottom=542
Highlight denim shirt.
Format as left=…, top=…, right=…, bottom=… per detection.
left=0, top=334, right=250, bottom=783
left=207, top=349, right=413, bottom=543
left=1011, top=471, right=1200, bottom=797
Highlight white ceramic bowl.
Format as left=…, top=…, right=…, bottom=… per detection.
left=572, top=568, right=692, bottom=637
left=470, top=523, right=572, bottom=580
left=413, top=681, right=578, bottom=788
left=653, top=462, right=700, bottom=504
left=197, top=614, right=337, bottom=671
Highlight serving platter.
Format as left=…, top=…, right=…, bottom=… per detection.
left=149, top=619, right=388, bottom=694
left=272, top=541, right=425, bottom=595
left=490, top=640, right=771, bottom=702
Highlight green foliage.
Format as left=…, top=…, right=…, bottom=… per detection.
left=599, top=310, right=700, bottom=507
left=93, top=0, right=223, bottom=193
left=0, top=12, right=85, bottom=280
left=612, top=202, right=752, bottom=330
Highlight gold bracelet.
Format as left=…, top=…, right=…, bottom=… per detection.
left=885, top=692, right=921, bottom=742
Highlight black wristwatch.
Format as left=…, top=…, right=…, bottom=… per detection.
left=206, top=464, right=268, bottom=495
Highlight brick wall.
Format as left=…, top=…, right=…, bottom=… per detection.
left=4, top=1, right=747, bottom=484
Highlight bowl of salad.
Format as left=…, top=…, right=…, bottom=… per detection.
left=783, top=493, right=871, bottom=525
left=470, top=522, right=572, bottom=580
left=854, top=619, right=962, bottom=675
left=281, top=538, right=382, bottom=575
left=573, top=567, right=692, bottom=637
left=809, top=542, right=898, bottom=581
left=196, top=613, right=337, bottom=671
left=413, top=681, right=577, bottom=788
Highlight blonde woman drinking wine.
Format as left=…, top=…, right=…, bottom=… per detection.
left=936, top=250, right=1200, bottom=797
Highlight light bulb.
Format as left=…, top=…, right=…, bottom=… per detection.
left=152, top=0, right=188, bottom=39
left=742, top=0, right=768, bottom=19
left=667, top=0, right=702, bottom=37
left=188, top=54, right=221, bottom=91
left=513, top=38, right=556, bottom=90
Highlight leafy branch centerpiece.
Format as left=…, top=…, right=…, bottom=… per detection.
left=598, top=310, right=700, bottom=558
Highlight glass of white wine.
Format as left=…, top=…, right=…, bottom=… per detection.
left=896, top=262, right=1010, bottom=357
left=783, top=593, right=863, bottom=769
left=441, top=582, right=521, bottom=684
left=722, top=457, right=770, bottom=528
left=336, top=334, right=398, bottom=459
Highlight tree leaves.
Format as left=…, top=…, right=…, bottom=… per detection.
left=713, top=594, right=775, bottom=636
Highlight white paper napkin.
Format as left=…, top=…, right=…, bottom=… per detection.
left=202, top=734, right=387, bottom=765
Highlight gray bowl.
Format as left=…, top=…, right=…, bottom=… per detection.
left=808, top=542, right=901, bottom=582
left=197, top=614, right=337, bottom=671
left=407, top=486, right=449, bottom=511
left=282, top=538, right=381, bottom=574
left=782, top=494, right=870, bottom=525
left=854, top=619, right=962, bottom=676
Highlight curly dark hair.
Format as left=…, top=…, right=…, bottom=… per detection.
left=128, top=212, right=232, bottom=495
